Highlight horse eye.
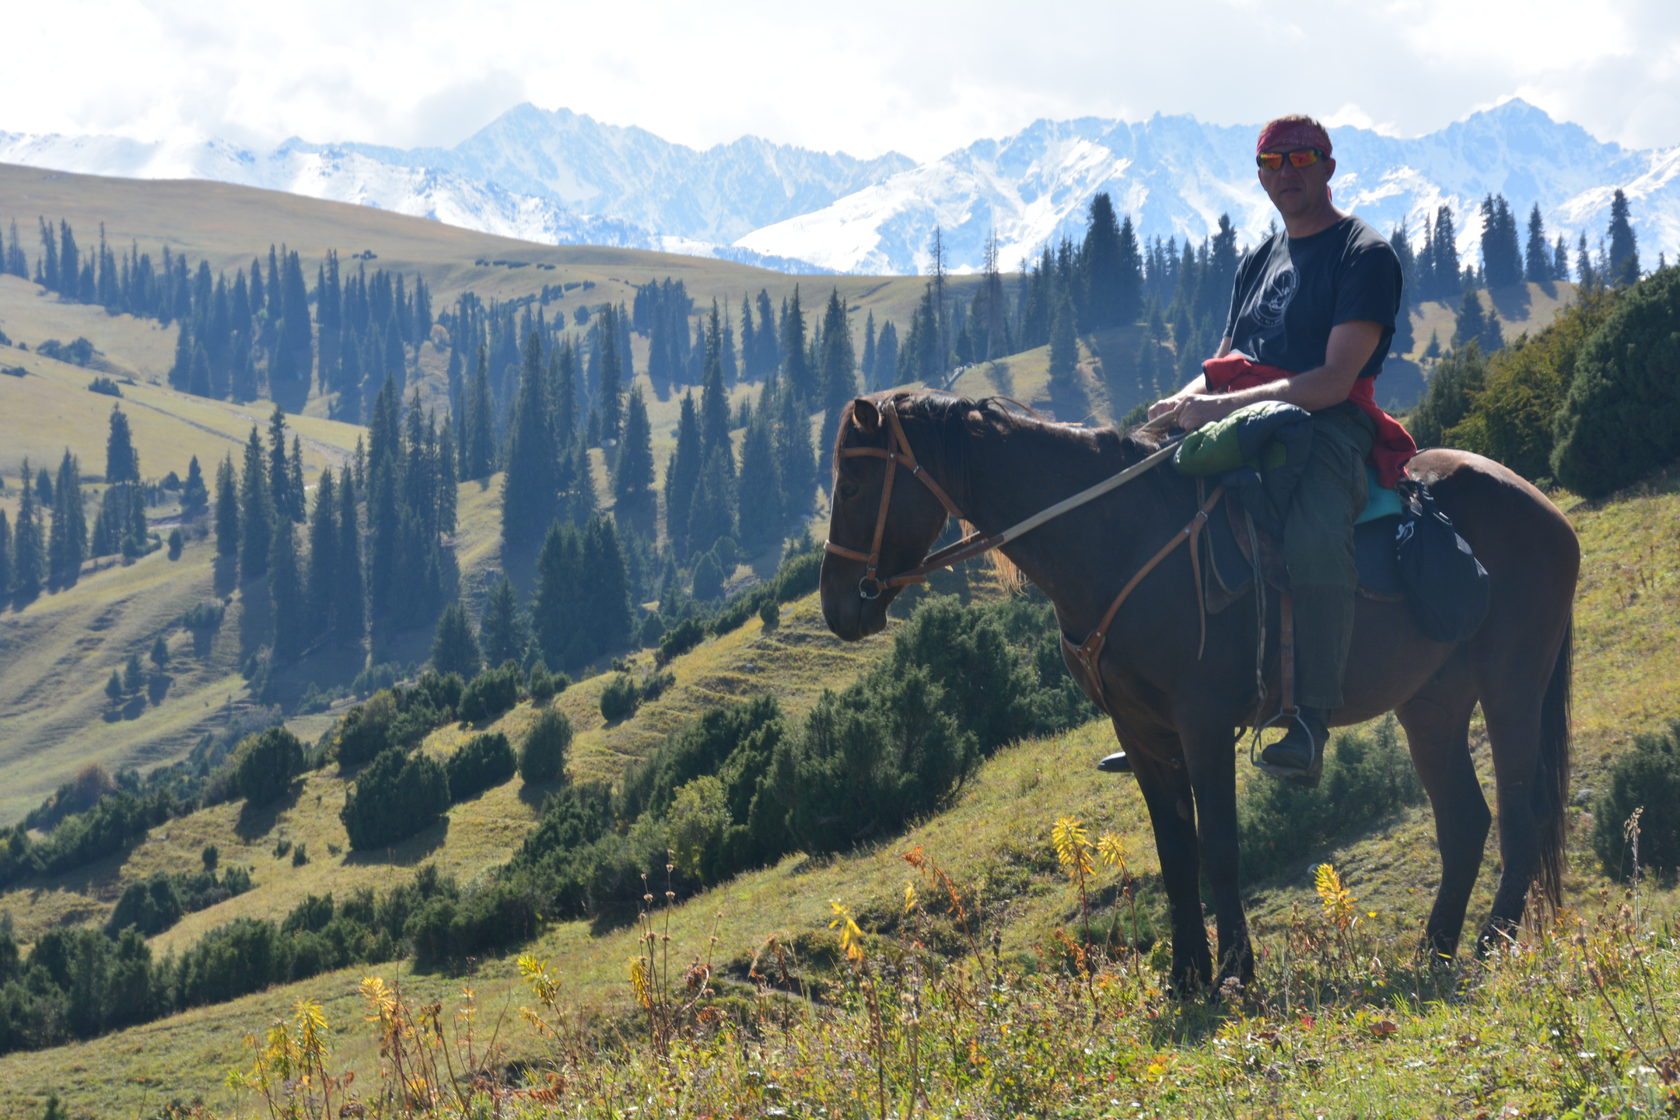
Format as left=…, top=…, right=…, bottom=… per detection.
left=838, top=481, right=860, bottom=502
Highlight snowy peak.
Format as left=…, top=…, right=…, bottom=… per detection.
left=3, top=100, right=1677, bottom=277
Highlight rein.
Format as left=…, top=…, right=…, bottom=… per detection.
left=824, top=401, right=1180, bottom=597
left=824, top=399, right=1222, bottom=716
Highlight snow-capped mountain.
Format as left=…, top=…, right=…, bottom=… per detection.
left=3, top=100, right=1677, bottom=277
left=740, top=101, right=1680, bottom=274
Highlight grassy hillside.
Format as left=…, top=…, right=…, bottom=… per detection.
left=0, top=460, right=1673, bottom=1116
left=0, top=167, right=1660, bottom=1117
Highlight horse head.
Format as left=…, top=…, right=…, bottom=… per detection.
left=820, top=393, right=960, bottom=640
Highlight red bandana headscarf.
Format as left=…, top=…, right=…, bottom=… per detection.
left=1256, top=119, right=1332, bottom=157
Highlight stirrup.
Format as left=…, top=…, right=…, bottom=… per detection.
left=1252, top=708, right=1325, bottom=787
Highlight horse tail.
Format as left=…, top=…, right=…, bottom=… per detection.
left=1532, top=615, right=1573, bottom=911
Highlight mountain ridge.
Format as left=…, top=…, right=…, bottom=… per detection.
left=3, top=99, right=1677, bottom=276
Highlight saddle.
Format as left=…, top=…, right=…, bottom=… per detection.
left=1199, top=466, right=1407, bottom=616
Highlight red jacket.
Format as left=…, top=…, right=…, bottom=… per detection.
left=1200, top=353, right=1417, bottom=488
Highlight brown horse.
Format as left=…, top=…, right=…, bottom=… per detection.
left=820, top=389, right=1577, bottom=993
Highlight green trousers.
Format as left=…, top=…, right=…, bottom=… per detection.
left=1281, top=403, right=1375, bottom=712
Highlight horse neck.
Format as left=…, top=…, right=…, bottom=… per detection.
left=952, top=416, right=1186, bottom=616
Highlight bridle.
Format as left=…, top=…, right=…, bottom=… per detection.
left=823, top=399, right=1189, bottom=601
left=822, top=401, right=966, bottom=599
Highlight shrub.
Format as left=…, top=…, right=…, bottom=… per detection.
left=657, top=617, right=706, bottom=665
left=526, top=660, right=563, bottom=705
left=1592, top=719, right=1680, bottom=879
left=599, top=673, right=640, bottom=722
left=1239, top=716, right=1424, bottom=883
left=519, top=709, right=572, bottom=785
left=234, top=726, right=305, bottom=805
left=447, top=732, right=517, bottom=802
left=1552, top=267, right=1680, bottom=497
left=340, top=748, right=451, bottom=851
left=458, top=661, right=522, bottom=724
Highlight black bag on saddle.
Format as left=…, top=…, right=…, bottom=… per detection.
left=1394, top=479, right=1490, bottom=642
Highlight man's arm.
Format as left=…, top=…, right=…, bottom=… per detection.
left=1170, top=320, right=1383, bottom=431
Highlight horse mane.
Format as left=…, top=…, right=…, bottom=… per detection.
left=848, top=389, right=1170, bottom=593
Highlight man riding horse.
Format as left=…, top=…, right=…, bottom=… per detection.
left=1102, top=114, right=1416, bottom=783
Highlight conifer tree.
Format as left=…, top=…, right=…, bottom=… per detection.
left=430, top=601, right=481, bottom=679
left=780, top=288, right=812, bottom=401
left=47, top=451, right=87, bottom=588
left=305, top=469, right=339, bottom=643
left=105, top=406, right=140, bottom=484
left=818, top=288, right=857, bottom=455
left=334, top=471, right=365, bottom=647
left=479, top=575, right=527, bottom=667
left=581, top=515, right=634, bottom=661
left=181, top=455, right=209, bottom=519
left=1524, top=203, right=1552, bottom=284
left=501, top=329, right=560, bottom=549
left=531, top=522, right=585, bottom=670
left=288, top=436, right=306, bottom=525
left=1048, top=288, right=1079, bottom=392
left=239, top=426, right=272, bottom=579
left=664, top=392, right=703, bottom=557
left=613, top=385, right=656, bottom=524
left=462, top=345, right=494, bottom=480
left=269, top=520, right=305, bottom=661
left=1553, top=235, right=1571, bottom=284
left=12, top=462, right=43, bottom=601
left=436, top=415, right=458, bottom=536
left=686, top=449, right=737, bottom=560
left=699, top=344, right=733, bottom=471
left=0, top=511, right=11, bottom=604
left=773, top=383, right=815, bottom=526
left=595, top=305, right=624, bottom=444
left=736, top=407, right=783, bottom=557
left=214, top=455, right=239, bottom=559
left=1607, top=189, right=1641, bottom=287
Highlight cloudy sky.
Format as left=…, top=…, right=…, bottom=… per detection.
left=8, top=0, right=1679, bottom=158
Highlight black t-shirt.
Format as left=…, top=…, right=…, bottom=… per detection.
left=1223, top=215, right=1402, bottom=379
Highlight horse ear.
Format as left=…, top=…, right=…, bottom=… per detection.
left=850, top=397, right=881, bottom=436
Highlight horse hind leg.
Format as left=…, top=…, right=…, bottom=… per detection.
left=1396, top=667, right=1489, bottom=961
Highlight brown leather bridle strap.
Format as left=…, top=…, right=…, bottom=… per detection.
left=824, top=402, right=967, bottom=598
left=825, top=400, right=1183, bottom=599
left=1068, top=484, right=1224, bottom=703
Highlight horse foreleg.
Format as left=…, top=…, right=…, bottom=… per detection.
left=1179, top=721, right=1253, bottom=990
left=1396, top=678, right=1489, bottom=961
left=1125, top=735, right=1213, bottom=994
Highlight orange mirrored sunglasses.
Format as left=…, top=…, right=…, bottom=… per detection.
left=1256, top=148, right=1327, bottom=171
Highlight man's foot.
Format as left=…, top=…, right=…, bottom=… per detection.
left=1257, top=708, right=1328, bottom=786
left=1096, top=750, right=1133, bottom=774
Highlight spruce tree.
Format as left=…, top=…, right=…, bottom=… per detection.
left=664, top=392, right=702, bottom=558
left=479, top=575, right=527, bottom=667
left=531, top=521, right=585, bottom=670
left=579, top=516, right=634, bottom=663
left=1048, top=288, right=1079, bottom=392
left=1607, top=189, right=1641, bottom=287
left=47, top=451, right=87, bottom=588
left=214, top=455, right=239, bottom=559
left=430, top=601, right=481, bottom=679
left=238, top=426, right=272, bottom=579
left=0, top=511, right=11, bottom=604
left=270, top=521, right=305, bottom=661
left=105, top=405, right=140, bottom=484
left=181, top=455, right=209, bottom=518
left=501, top=329, right=559, bottom=549
left=11, top=462, right=43, bottom=600
left=305, top=469, right=339, bottom=643
left=817, top=288, right=856, bottom=455
left=334, top=471, right=365, bottom=647
left=780, top=288, right=812, bottom=401
left=1524, top=203, right=1551, bottom=284
left=686, top=449, right=737, bottom=561
left=736, top=408, right=783, bottom=557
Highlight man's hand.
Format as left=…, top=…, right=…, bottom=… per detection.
left=1172, top=394, right=1235, bottom=432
